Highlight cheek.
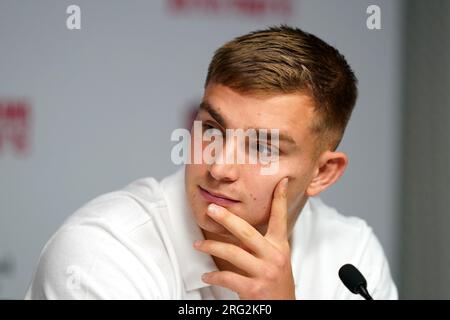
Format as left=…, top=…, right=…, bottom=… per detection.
left=185, top=165, right=205, bottom=214
left=242, top=164, right=301, bottom=225
left=244, top=179, right=277, bottom=225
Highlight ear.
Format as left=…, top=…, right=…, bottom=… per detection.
left=305, top=151, right=348, bottom=197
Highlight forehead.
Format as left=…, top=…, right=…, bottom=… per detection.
left=201, top=84, right=317, bottom=145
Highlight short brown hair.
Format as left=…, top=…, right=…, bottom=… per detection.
left=204, top=25, right=358, bottom=151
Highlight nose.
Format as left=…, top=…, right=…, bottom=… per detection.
left=208, top=136, right=239, bottom=183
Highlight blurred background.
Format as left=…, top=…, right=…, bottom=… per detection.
left=0, top=0, right=448, bottom=299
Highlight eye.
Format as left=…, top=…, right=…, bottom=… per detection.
left=252, top=142, right=278, bottom=155
left=202, top=122, right=223, bottom=138
left=201, top=122, right=214, bottom=130
left=258, top=143, right=270, bottom=154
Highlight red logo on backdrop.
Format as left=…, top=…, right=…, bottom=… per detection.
left=0, top=100, right=31, bottom=155
left=168, top=0, right=293, bottom=17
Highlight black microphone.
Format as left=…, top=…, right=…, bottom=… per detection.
left=338, top=264, right=373, bottom=300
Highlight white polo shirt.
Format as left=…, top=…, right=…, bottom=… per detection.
left=25, top=167, right=398, bottom=300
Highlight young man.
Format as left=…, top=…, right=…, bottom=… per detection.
left=26, top=25, right=397, bottom=299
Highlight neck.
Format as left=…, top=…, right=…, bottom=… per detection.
left=202, top=228, right=252, bottom=275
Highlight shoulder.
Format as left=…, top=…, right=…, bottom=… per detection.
left=26, top=176, right=176, bottom=299
left=63, top=176, right=166, bottom=232
left=298, top=197, right=376, bottom=267
left=295, top=197, right=398, bottom=299
left=306, top=197, right=373, bottom=248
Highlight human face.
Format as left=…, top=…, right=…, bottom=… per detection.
left=185, top=83, right=319, bottom=236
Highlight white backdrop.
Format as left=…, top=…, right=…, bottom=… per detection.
left=0, top=0, right=403, bottom=298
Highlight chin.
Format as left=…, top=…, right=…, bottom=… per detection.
left=198, top=215, right=229, bottom=235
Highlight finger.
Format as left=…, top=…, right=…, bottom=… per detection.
left=194, top=239, right=263, bottom=276
left=206, top=203, right=273, bottom=259
left=266, top=177, right=289, bottom=241
left=201, top=270, right=253, bottom=295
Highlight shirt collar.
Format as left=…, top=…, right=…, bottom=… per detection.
left=160, top=166, right=218, bottom=292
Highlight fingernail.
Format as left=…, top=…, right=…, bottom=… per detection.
left=282, top=177, right=289, bottom=188
left=201, top=273, right=209, bottom=281
left=207, top=203, right=219, bottom=215
left=193, top=240, right=202, bottom=248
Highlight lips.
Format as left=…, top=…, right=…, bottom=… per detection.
left=198, top=185, right=240, bottom=207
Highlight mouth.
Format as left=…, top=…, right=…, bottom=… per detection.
left=198, top=185, right=241, bottom=207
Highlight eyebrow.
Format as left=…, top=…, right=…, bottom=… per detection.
left=198, top=100, right=297, bottom=146
left=198, top=101, right=228, bottom=128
